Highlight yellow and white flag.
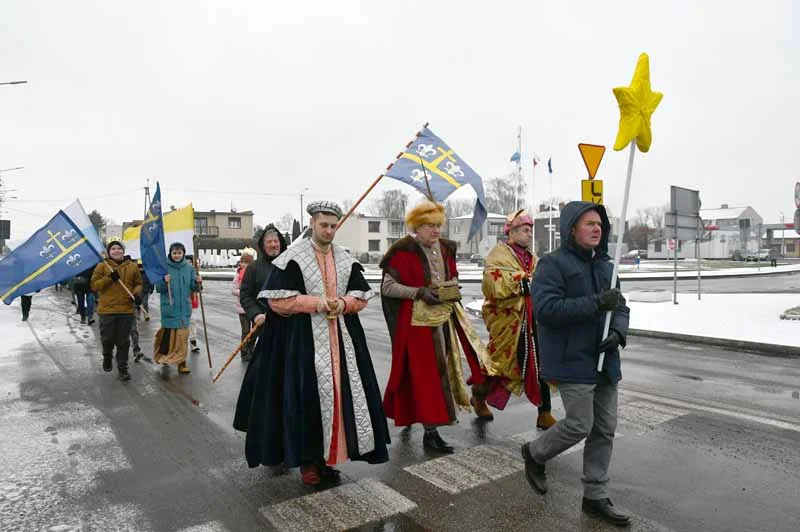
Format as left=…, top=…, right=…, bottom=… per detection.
left=123, top=204, right=195, bottom=260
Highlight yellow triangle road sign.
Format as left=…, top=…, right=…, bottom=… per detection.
left=578, top=143, right=606, bottom=179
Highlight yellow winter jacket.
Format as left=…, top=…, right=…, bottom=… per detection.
left=90, top=258, right=142, bottom=315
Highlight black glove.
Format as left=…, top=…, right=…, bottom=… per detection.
left=134, top=295, right=142, bottom=306
left=109, top=270, right=120, bottom=282
left=520, top=277, right=531, bottom=296
left=595, top=288, right=621, bottom=311
left=598, top=330, right=621, bottom=354
left=416, top=287, right=441, bottom=305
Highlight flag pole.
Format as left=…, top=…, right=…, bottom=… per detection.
left=598, top=140, right=636, bottom=372
left=192, top=238, right=212, bottom=368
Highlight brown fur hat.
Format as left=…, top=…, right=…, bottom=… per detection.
left=405, top=200, right=446, bottom=230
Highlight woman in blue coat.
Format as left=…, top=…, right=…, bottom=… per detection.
left=153, top=242, right=202, bottom=373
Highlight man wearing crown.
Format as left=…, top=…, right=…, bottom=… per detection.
left=234, top=200, right=390, bottom=488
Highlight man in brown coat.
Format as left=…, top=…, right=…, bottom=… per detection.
left=91, top=240, right=142, bottom=381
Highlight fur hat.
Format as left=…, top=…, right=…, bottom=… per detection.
left=241, top=247, right=256, bottom=258
left=405, top=201, right=446, bottom=231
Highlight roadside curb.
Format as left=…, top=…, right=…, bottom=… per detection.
left=628, top=328, right=800, bottom=357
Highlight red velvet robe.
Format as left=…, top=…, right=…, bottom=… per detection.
left=380, top=237, right=484, bottom=426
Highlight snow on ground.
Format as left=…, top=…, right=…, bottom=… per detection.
left=466, top=294, right=800, bottom=348
left=202, top=262, right=800, bottom=282
left=627, top=293, right=799, bottom=348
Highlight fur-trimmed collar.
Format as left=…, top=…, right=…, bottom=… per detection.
left=380, top=236, right=457, bottom=269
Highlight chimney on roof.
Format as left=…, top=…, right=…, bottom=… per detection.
left=720, top=204, right=728, bottom=209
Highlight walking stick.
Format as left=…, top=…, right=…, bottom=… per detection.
left=212, top=322, right=262, bottom=383
left=104, top=261, right=150, bottom=320
left=192, top=252, right=213, bottom=368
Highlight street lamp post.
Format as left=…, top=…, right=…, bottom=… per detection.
left=299, top=187, right=310, bottom=232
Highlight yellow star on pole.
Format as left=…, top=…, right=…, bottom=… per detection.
left=612, top=53, right=663, bottom=152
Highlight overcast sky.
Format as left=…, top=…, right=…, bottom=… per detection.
left=1, top=0, right=797, bottom=242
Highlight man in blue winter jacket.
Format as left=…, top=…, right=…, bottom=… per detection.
left=520, top=201, right=631, bottom=527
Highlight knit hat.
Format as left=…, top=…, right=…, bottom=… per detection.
left=106, top=240, right=125, bottom=254
left=405, top=201, right=446, bottom=231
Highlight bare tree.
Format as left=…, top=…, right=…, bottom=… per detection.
left=367, top=189, right=408, bottom=218
left=277, top=212, right=295, bottom=233
left=644, top=204, right=668, bottom=235
left=444, top=198, right=474, bottom=219
left=485, top=175, right=525, bottom=215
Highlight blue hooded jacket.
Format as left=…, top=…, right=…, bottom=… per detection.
left=155, top=255, right=197, bottom=329
left=532, top=201, right=630, bottom=384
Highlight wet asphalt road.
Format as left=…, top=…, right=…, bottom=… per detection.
left=1, top=280, right=798, bottom=532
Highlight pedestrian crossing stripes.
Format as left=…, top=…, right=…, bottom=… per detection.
left=177, top=522, right=229, bottom=532
left=618, top=400, right=689, bottom=429
left=261, top=478, right=416, bottom=532
left=403, top=444, right=523, bottom=494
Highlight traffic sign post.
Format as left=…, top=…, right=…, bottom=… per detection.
left=578, top=143, right=606, bottom=179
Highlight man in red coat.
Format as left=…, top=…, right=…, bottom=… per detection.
left=380, top=201, right=488, bottom=454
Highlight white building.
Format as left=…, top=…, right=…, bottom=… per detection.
left=647, top=204, right=764, bottom=259
left=333, top=214, right=406, bottom=262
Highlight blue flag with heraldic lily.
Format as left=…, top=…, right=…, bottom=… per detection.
left=0, top=210, right=102, bottom=304
left=140, top=182, right=169, bottom=285
left=384, top=126, right=488, bottom=241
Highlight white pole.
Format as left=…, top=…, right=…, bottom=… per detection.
left=548, top=168, right=553, bottom=252
left=515, top=125, right=522, bottom=211
left=598, top=140, right=636, bottom=372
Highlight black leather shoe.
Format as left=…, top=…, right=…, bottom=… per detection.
left=423, top=431, right=454, bottom=454
left=102, top=357, right=113, bottom=372
left=582, top=498, right=630, bottom=527
left=118, top=368, right=131, bottom=382
left=520, top=443, right=548, bottom=494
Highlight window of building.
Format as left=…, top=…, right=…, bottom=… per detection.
left=368, top=221, right=380, bottom=233
left=368, top=240, right=380, bottom=252
left=488, top=223, right=504, bottom=235
left=787, top=242, right=796, bottom=253
left=228, top=217, right=242, bottom=229
left=389, top=221, right=404, bottom=234
left=654, top=241, right=662, bottom=252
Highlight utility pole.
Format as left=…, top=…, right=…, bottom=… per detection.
left=0, top=166, right=24, bottom=254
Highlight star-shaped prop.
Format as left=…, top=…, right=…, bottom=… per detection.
left=612, top=53, right=663, bottom=152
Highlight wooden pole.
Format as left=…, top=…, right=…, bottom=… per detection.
left=192, top=244, right=212, bottom=368
left=103, top=261, right=150, bottom=319
left=212, top=322, right=262, bottom=383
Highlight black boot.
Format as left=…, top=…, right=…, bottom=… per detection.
left=118, top=367, right=131, bottom=381
left=520, top=443, right=548, bottom=494
left=21, top=313, right=29, bottom=322
left=582, top=498, right=631, bottom=527
left=423, top=429, right=454, bottom=454
left=102, top=356, right=113, bottom=372
left=190, top=340, right=200, bottom=353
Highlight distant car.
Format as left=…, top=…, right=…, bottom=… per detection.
left=745, top=249, right=771, bottom=261
left=469, top=254, right=484, bottom=266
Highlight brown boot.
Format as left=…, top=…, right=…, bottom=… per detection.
left=470, top=395, right=494, bottom=421
left=536, top=411, right=557, bottom=430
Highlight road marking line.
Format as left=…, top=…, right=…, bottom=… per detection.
left=261, top=478, right=416, bottom=532
left=403, top=444, right=522, bottom=494
left=621, top=388, right=800, bottom=433
left=178, top=521, right=229, bottom=532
